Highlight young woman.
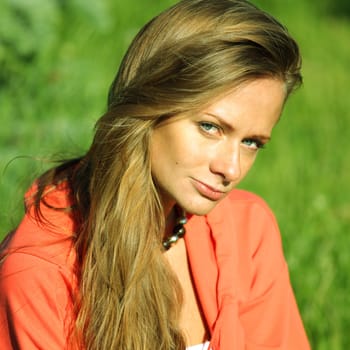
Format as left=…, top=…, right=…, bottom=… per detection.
left=0, top=0, right=310, bottom=349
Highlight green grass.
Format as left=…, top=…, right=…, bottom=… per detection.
left=1, top=1, right=349, bottom=348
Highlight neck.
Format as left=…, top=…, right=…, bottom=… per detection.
left=164, top=205, right=177, bottom=240
left=157, top=185, right=176, bottom=219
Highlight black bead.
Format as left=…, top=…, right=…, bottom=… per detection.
left=162, top=213, right=187, bottom=250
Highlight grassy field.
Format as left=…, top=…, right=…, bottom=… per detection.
left=1, top=1, right=349, bottom=348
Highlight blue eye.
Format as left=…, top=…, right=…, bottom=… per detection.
left=199, top=122, right=220, bottom=135
left=242, top=138, right=265, bottom=150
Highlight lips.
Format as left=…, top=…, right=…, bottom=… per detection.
left=192, top=179, right=226, bottom=201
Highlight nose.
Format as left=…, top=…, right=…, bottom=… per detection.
left=210, top=144, right=241, bottom=183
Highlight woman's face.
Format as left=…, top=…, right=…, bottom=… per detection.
left=150, top=78, right=286, bottom=216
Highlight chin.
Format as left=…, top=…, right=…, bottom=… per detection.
left=188, top=209, right=213, bottom=216
left=181, top=199, right=221, bottom=216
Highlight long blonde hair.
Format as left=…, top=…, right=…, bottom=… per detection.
left=35, top=0, right=302, bottom=348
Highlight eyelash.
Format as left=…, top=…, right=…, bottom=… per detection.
left=241, top=138, right=265, bottom=150
left=199, top=121, right=266, bottom=150
left=198, top=121, right=221, bottom=135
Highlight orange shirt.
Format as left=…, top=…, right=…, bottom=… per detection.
left=184, top=190, right=310, bottom=349
left=0, top=183, right=310, bottom=349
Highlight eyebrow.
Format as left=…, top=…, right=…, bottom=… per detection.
left=248, top=134, right=271, bottom=142
left=205, top=112, right=272, bottom=141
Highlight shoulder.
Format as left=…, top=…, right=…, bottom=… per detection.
left=0, top=180, right=78, bottom=294
left=0, top=229, right=77, bottom=298
left=207, top=189, right=286, bottom=284
left=0, top=250, right=75, bottom=294
left=0, top=250, right=77, bottom=325
left=3, top=180, right=78, bottom=262
left=220, top=188, right=281, bottom=244
left=209, top=189, right=279, bottom=232
left=226, top=188, right=275, bottom=212
left=0, top=180, right=78, bottom=336
left=24, top=180, right=77, bottom=232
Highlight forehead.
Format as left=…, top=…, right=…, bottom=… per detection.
left=207, top=77, right=286, bottom=105
left=153, top=77, right=286, bottom=129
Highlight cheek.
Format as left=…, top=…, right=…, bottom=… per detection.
left=163, top=137, right=204, bottom=168
left=151, top=121, right=212, bottom=172
left=240, top=153, right=258, bottom=176
left=150, top=135, right=188, bottom=176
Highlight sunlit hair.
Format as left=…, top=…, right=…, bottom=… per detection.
left=32, top=0, right=302, bottom=348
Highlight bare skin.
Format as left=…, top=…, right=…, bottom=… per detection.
left=164, top=238, right=208, bottom=346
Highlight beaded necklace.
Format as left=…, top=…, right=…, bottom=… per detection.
left=162, top=210, right=187, bottom=250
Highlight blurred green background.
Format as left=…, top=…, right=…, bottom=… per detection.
left=0, top=0, right=349, bottom=348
